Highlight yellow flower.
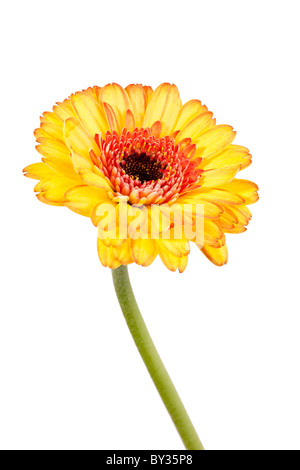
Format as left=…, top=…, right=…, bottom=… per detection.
left=23, top=83, right=258, bottom=272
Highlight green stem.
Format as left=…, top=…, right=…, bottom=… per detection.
left=111, top=265, right=204, bottom=450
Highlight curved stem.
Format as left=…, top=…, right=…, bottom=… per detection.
left=111, top=265, right=204, bottom=451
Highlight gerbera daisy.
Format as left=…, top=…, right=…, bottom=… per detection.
left=23, top=83, right=259, bottom=450
left=23, top=82, right=258, bottom=271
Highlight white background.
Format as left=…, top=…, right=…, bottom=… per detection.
left=1, top=0, right=299, bottom=450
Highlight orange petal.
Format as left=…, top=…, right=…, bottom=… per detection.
left=151, top=121, right=162, bottom=138
left=102, top=102, right=120, bottom=133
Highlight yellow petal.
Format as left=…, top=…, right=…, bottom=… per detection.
left=24, top=159, right=77, bottom=185
left=114, top=239, right=134, bottom=265
left=175, top=197, right=223, bottom=219
left=41, top=157, right=78, bottom=179
left=157, top=238, right=190, bottom=257
left=226, top=205, right=252, bottom=225
left=34, top=121, right=64, bottom=143
left=38, top=175, right=82, bottom=202
left=200, top=243, right=228, bottom=266
left=180, top=188, right=245, bottom=205
left=173, top=99, right=209, bottom=132
left=36, top=140, right=71, bottom=164
left=53, top=98, right=77, bottom=122
left=178, top=255, right=188, bottom=273
left=142, top=83, right=182, bottom=135
left=64, top=185, right=111, bottom=217
left=217, top=179, right=259, bottom=204
left=103, top=102, right=120, bottom=133
left=219, top=215, right=236, bottom=231
left=36, top=192, right=64, bottom=206
left=23, top=162, right=57, bottom=180
left=125, top=84, right=147, bottom=128
left=71, top=151, right=94, bottom=173
left=97, top=239, right=121, bottom=269
left=220, top=206, right=239, bottom=224
left=175, top=112, right=214, bottom=143
left=131, top=238, right=157, bottom=266
left=201, top=166, right=239, bottom=187
left=143, top=86, right=153, bottom=104
left=219, top=204, right=252, bottom=233
left=92, top=199, right=118, bottom=228
left=125, top=109, right=135, bottom=132
left=148, top=204, right=172, bottom=237
left=40, top=110, right=62, bottom=127
left=84, top=86, right=102, bottom=100
left=156, top=241, right=182, bottom=272
left=63, top=117, right=100, bottom=162
left=199, top=144, right=252, bottom=171
left=100, top=83, right=131, bottom=131
left=223, top=224, right=247, bottom=234
left=70, top=91, right=109, bottom=138
left=203, top=219, right=225, bottom=247
left=78, top=168, right=113, bottom=192
left=194, top=125, right=236, bottom=159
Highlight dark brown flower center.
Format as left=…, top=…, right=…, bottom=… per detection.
left=120, top=153, right=165, bottom=183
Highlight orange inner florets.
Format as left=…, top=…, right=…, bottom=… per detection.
left=90, top=128, right=202, bottom=205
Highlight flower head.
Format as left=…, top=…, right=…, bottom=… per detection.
left=24, top=83, right=258, bottom=271
left=93, top=128, right=201, bottom=205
